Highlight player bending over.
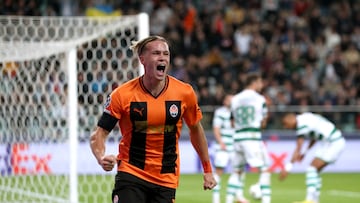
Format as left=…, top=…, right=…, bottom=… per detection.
left=280, top=112, right=346, bottom=203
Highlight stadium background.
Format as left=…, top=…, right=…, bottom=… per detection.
left=1, top=0, right=360, bottom=202
left=2, top=0, right=359, bottom=131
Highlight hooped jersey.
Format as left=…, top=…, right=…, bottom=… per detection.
left=231, top=89, right=267, bottom=140
left=212, top=106, right=234, bottom=151
left=296, top=112, right=342, bottom=141
left=231, top=89, right=267, bottom=129
left=103, top=75, right=202, bottom=189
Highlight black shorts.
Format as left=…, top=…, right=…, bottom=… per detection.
left=111, top=172, right=176, bottom=203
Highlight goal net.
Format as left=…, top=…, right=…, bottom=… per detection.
left=0, top=14, right=149, bottom=203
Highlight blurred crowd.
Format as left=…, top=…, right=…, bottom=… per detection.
left=142, top=0, right=360, bottom=108
left=0, top=0, right=61, bottom=16
left=1, top=0, right=360, bottom=130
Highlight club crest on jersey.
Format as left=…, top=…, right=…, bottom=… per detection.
left=169, top=104, right=178, bottom=118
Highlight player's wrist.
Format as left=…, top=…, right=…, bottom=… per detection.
left=96, top=154, right=105, bottom=165
left=202, top=160, right=212, bottom=173
left=285, top=162, right=293, bottom=172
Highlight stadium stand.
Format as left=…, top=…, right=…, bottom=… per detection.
left=1, top=0, right=359, bottom=130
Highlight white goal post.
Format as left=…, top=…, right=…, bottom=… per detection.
left=0, top=13, right=148, bottom=203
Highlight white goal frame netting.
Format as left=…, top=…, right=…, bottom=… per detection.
left=0, top=14, right=149, bottom=203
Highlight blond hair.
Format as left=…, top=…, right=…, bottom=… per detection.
left=130, top=35, right=168, bottom=56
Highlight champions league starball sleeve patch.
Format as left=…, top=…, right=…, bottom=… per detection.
left=104, top=95, right=111, bottom=108
left=104, top=95, right=111, bottom=114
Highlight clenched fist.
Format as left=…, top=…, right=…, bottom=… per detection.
left=98, top=154, right=117, bottom=171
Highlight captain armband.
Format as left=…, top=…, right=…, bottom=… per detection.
left=97, top=112, right=118, bottom=132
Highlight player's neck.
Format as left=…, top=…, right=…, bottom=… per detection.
left=246, top=86, right=259, bottom=92
left=141, top=75, right=167, bottom=97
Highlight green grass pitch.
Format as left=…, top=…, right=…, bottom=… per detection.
left=176, top=173, right=360, bottom=203
left=1, top=173, right=359, bottom=202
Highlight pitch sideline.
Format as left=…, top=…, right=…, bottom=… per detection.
left=327, top=190, right=360, bottom=198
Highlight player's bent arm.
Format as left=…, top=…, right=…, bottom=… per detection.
left=280, top=135, right=305, bottom=180
left=90, top=126, right=109, bottom=163
left=280, top=135, right=305, bottom=181
left=90, top=127, right=117, bottom=171
left=297, top=138, right=316, bottom=161
left=292, top=136, right=305, bottom=163
left=213, top=126, right=225, bottom=150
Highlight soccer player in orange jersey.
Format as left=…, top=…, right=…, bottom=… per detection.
left=90, top=35, right=216, bottom=203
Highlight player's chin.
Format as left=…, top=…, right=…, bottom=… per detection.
left=155, top=70, right=166, bottom=76
left=155, top=74, right=167, bottom=81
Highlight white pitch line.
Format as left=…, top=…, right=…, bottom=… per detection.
left=0, top=185, right=69, bottom=203
left=327, top=190, right=360, bottom=198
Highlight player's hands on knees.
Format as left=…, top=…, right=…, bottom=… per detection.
left=203, top=173, right=217, bottom=190
left=278, top=169, right=289, bottom=181
left=99, top=154, right=117, bottom=171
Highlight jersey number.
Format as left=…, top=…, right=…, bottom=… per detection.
left=236, top=106, right=255, bottom=125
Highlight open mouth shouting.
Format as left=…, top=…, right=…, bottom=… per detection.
left=156, top=65, right=166, bottom=72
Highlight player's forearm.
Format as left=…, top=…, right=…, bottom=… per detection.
left=213, top=127, right=223, bottom=145
left=190, top=131, right=210, bottom=162
left=190, top=123, right=212, bottom=173
left=308, top=139, right=316, bottom=149
left=90, top=127, right=108, bottom=163
left=290, top=153, right=298, bottom=163
left=295, top=137, right=305, bottom=152
left=291, top=136, right=305, bottom=162
left=192, top=140, right=212, bottom=173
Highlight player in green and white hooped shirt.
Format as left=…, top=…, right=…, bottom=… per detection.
left=229, top=73, right=271, bottom=203
left=211, top=94, right=236, bottom=203
left=280, top=112, right=346, bottom=203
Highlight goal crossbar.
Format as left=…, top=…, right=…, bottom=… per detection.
left=0, top=15, right=148, bottom=62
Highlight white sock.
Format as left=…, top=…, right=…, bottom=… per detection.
left=259, top=171, right=271, bottom=203
left=226, top=172, right=245, bottom=203
left=314, top=176, right=322, bottom=203
left=305, top=166, right=319, bottom=201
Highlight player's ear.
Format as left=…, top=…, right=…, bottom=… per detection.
left=139, top=55, right=145, bottom=65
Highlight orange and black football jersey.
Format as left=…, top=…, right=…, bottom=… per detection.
left=103, top=75, right=202, bottom=189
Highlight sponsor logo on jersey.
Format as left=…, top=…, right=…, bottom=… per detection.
left=133, top=107, right=145, bottom=117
